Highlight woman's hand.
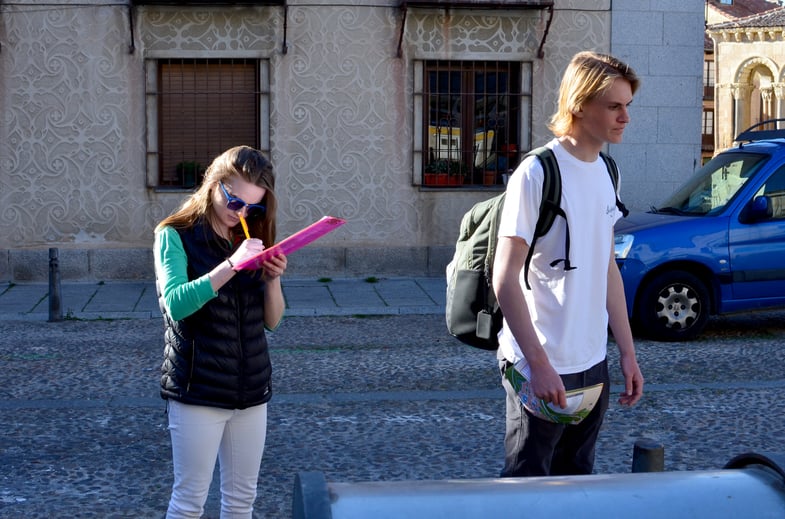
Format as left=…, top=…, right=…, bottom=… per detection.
left=261, top=253, right=287, bottom=281
left=227, top=240, right=287, bottom=280
left=228, top=238, right=266, bottom=267
left=208, top=238, right=266, bottom=292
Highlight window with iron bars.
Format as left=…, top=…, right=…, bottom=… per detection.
left=151, top=58, right=266, bottom=188
left=416, top=60, right=530, bottom=187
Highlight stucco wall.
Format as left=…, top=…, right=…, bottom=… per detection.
left=0, top=0, right=703, bottom=281
left=0, top=5, right=151, bottom=248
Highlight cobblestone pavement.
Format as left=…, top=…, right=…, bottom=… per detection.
left=1, top=308, right=784, bottom=518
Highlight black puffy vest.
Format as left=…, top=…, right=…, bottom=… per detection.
left=159, top=220, right=272, bottom=409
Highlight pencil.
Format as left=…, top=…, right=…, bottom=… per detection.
left=239, top=215, right=250, bottom=240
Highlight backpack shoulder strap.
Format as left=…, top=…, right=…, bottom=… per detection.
left=531, top=147, right=561, bottom=237
left=520, top=148, right=628, bottom=290
left=484, top=192, right=506, bottom=278
left=600, top=151, right=629, bottom=217
left=522, top=146, right=568, bottom=290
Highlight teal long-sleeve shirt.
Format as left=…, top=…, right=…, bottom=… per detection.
left=154, top=226, right=218, bottom=321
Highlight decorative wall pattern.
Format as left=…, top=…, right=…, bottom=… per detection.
left=274, top=6, right=416, bottom=244
left=0, top=5, right=150, bottom=248
left=140, top=7, right=279, bottom=53
left=404, top=11, right=542, bottom=55
left=534, top=9, right=610, bottom=133
left=400, top=7, right=610, bottom=244
left=0, top=1, right=615, bottom=271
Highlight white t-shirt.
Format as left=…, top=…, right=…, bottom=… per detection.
left=497, top=139, right=621, bottom=374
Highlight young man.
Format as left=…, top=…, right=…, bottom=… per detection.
left=492, top=51, right=644, bottom=477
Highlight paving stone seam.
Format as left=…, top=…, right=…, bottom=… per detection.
left=3, top=380, right=783, bottom=410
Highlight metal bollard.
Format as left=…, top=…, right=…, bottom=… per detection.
left=292, top=452, right=785, bottom=519
left=48, top=248, right=63, bottom=322
left=632, top=437, right=665, bottom=472
left=292, top=472, right=332, bottom=519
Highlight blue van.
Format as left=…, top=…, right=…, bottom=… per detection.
left=615, top=120, right=785, bottom=341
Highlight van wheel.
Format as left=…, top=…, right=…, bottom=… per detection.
left=635, top=271, right=710, bottom=341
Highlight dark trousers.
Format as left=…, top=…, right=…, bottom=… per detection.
left=499, top=357, right=610, bottom=477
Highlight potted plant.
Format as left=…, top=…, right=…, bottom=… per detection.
left=446, top=160, right=469, bottom=186
left=424, top=159, right=468, bottom=186
left=424, top=159, right=448, bottom=185
left=176, top=161, right=205, bottom=188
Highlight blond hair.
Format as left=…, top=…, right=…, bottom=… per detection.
left=156, top=146, right=278, bottom=246
left=548, top=51, right=640, bottom=137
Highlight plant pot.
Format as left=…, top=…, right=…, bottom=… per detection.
left=177, top=162, right=200, bottom=188
left=447, top=175, right=464, bottom=186
left=483, top=171, right=497, bottom=185
left=424, top=173, right=449, bottom=186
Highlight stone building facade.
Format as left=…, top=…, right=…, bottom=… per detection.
left=708, top=5, right=785, bottom=152
left=702, top=0, right=781, bottom=162
left=0, top=0, right=703, bottom=281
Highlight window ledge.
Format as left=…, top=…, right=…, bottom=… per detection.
left=400, top=0, right=553, bottom=8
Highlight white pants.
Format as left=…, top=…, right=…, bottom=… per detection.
left=166, top=400, right=268, bottom=519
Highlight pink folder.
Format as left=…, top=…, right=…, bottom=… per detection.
left=235, top=216, right=347, bottom=270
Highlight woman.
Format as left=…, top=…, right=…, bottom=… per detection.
left=154, top=145, right=287, bottom=518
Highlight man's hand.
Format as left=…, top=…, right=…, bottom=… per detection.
left=529, top=361, right=567, bottom=410
left=618, top=354, right=644, bottom=406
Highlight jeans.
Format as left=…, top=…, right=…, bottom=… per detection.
left=499, top=358, right=610, bottom=477
left=166, top=400, right=268, bottom=519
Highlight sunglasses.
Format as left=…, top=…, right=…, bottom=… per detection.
left=219, top=181, right=266, bottom=217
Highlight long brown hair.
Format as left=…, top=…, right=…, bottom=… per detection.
left=156, top=146, right=278, bottom=246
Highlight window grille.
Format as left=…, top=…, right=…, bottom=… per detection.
left=156, top=59, right=260, bottom=187
left=418, top=60, right=530, bottom=187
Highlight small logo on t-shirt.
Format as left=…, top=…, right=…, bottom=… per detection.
left=606, top=205, right=616, bottom=216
